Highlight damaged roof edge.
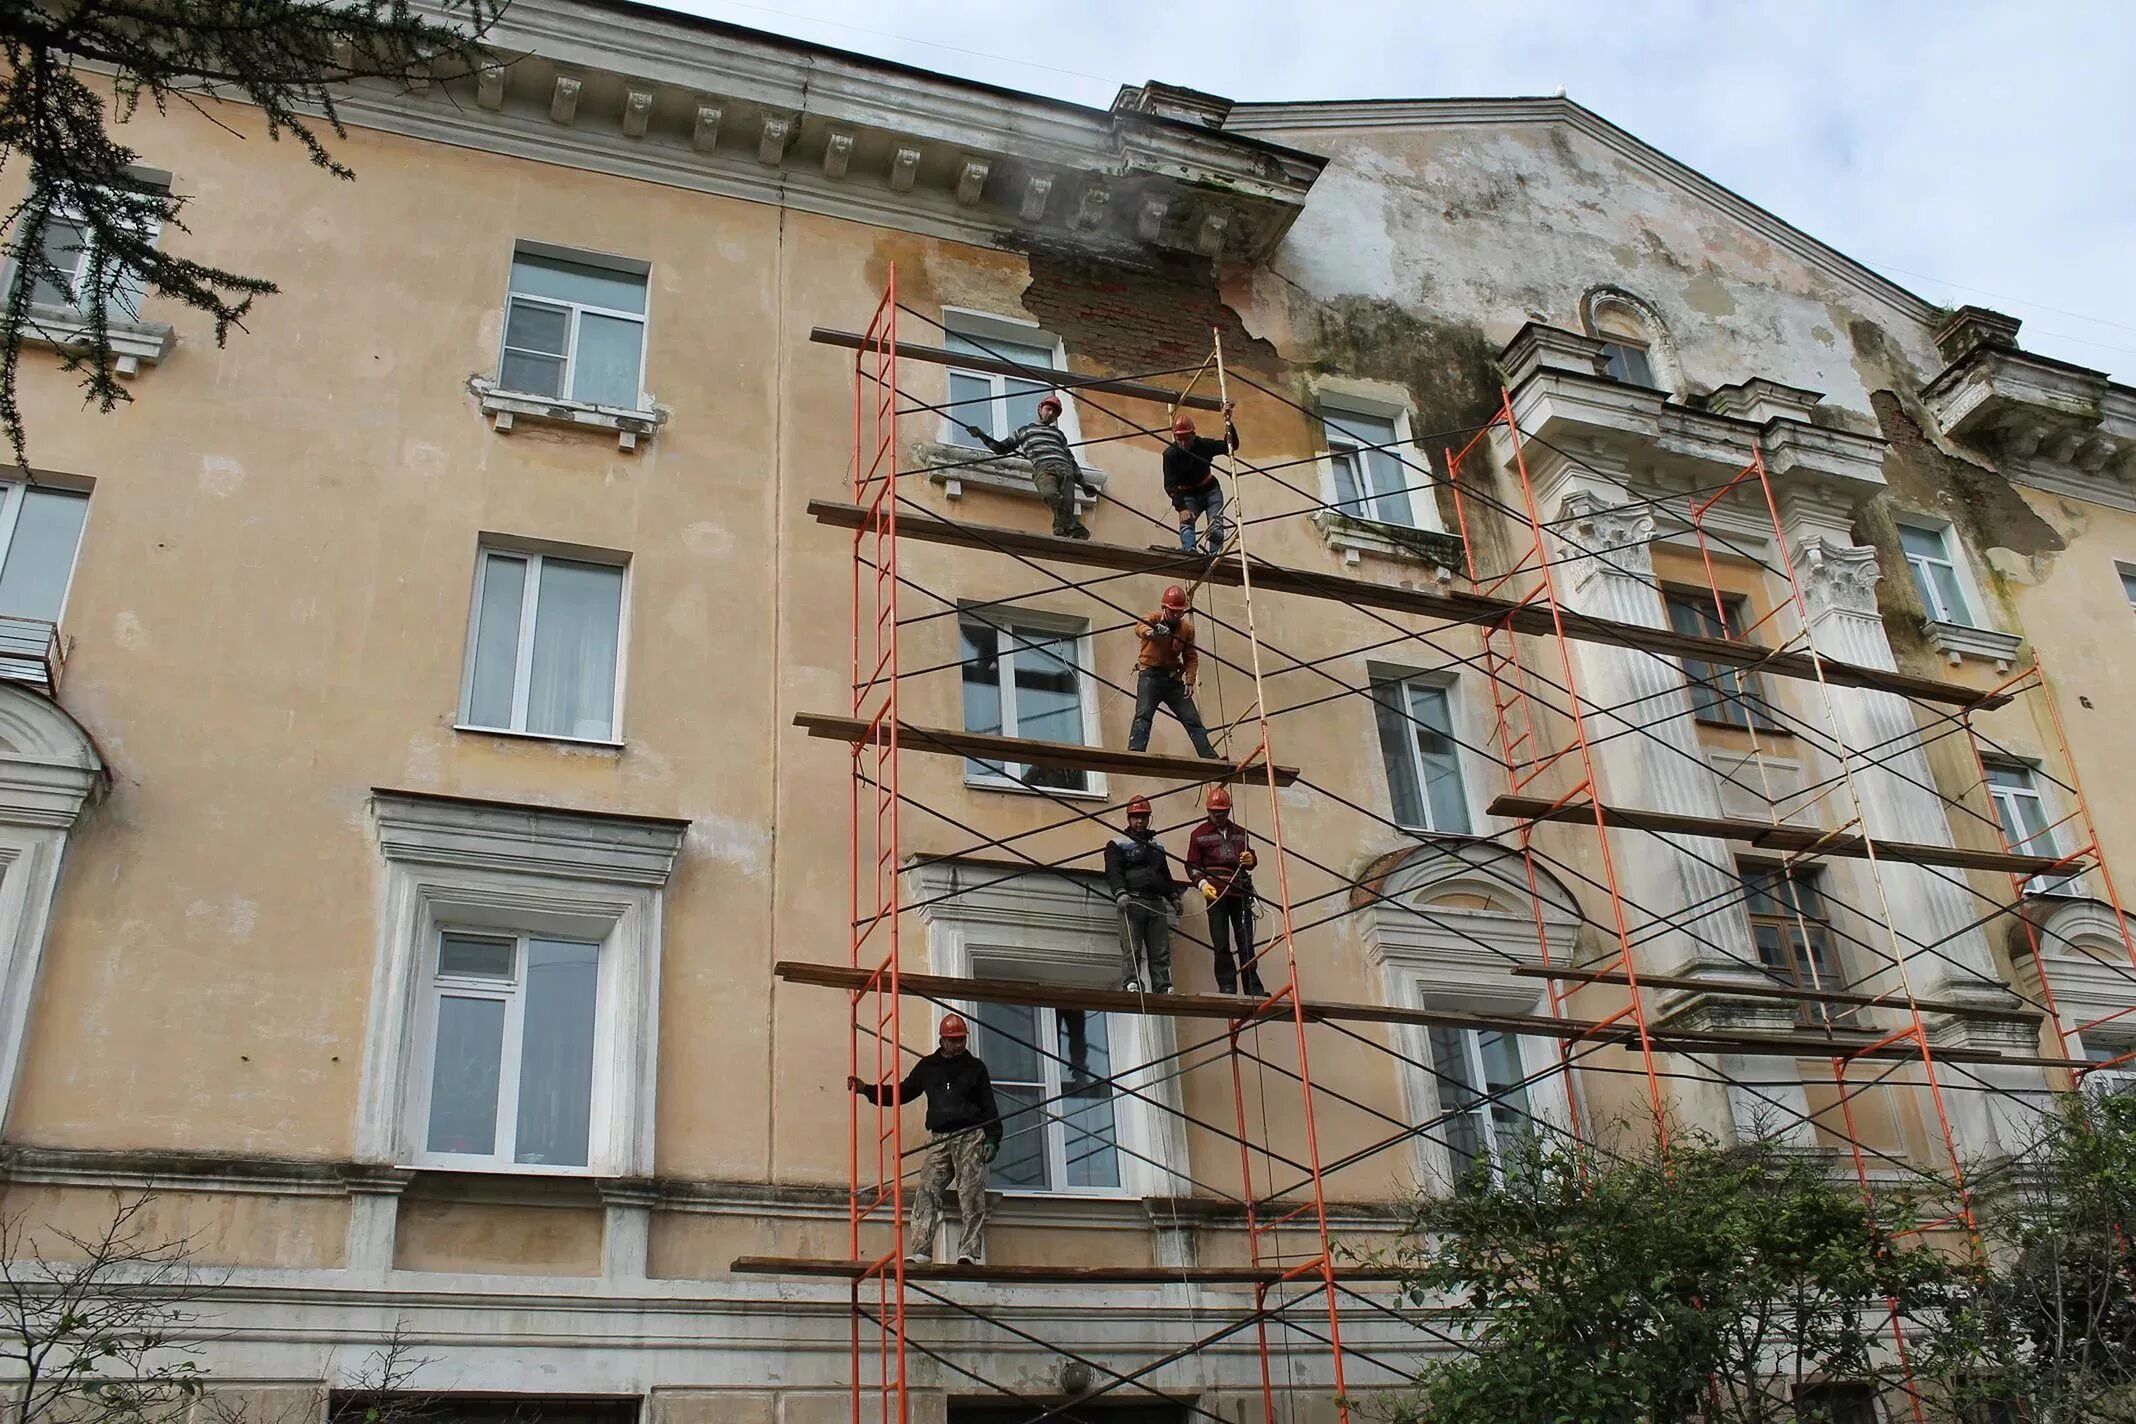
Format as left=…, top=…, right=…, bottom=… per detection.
left=1222, top=95, right=1943, bottom=328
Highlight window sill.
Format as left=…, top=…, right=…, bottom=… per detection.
left=1921, top=618, right=2023, bottom=672
left=453, top=722, right=626, bottom=752
left=1310, top=509, right=1464, bottom=575
left=994, top=1187, right=1135, bottom=1202
left=19, top=304, right=174, bottom=375
left=401, top=1160, right=599, bottom=1183
left=920, top=441, right=1109, bottom=508
left=1692, top=715, right=1794, bottom=738
left=965, top=774, right=1108, bottom=802
left=469, top=377, right=668, bottom=451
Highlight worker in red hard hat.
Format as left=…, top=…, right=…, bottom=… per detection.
left=849, top=1012, right=1002, bottom=1263
left=1104, top=794, right=1182, bottom=992
left=1129, top=584, right=1218, bottom=759
left=1185, top=785, right=1266, bottom=996
left=1163, top=399, right=1239, bottom=553
left=967, top=391, right=1098, bottom=540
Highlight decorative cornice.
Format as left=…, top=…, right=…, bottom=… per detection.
left=1791, top=536, right=1881, bottom=621
left=1223, top=97, right=1939, bottom=325
left=1920, top=619, right=2024, bottom=673
left=1553, top=489, right=1657, bottom=588
left=326, top=0, right=1322, bottom=262
left=369, top=788, right=688, bottom=887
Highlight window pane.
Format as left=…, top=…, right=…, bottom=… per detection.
left=509, top=252, right=647, bottom=315
left=525, top=559, right=623, bottom=740
left=503, top=298, right=570, bottom=357
left=972, top=1000, right=1043, bottom=1084
left=1010, top=626, right=1087, bottom=793
left=569, top=312, right=644, bottom=409
left=28, top=218, right=87, bottom=307
left=944, top=330, right=1055, bottom=370
left=0, top=488, right=88, bottom=623
left=1057, top=1010, right=1119, bottom=1189
left=465, top=553, right=527, bottom=729
left=500, top=351, right=566, bottom=399
left=514, top=938, right=598, bottom=1167
left=1897, top=525, right=1948, bottom=562
left=1427, top=1026, right=1486, bottom=1182
left=1363, top=447, right=1415, bottom=527
left=439, top=932, right=515, bottom=980
left=2121, top=568, right=2136, bottom=608
left=1371, top=679, right=1427, bottom=829
left=426, top=994, right=506, bottom=1156
left=946, top=373, right=993, bottom=443
left=1477, top=1031, right=1534, bottom=1157
left=988, top=1085, right=1051, bottom=1190
left=1929, top=561, right=1973, bottom=626
left=1329, top=451, right=1367, bottom=515
left=1324, top=410, right=1397, bottom=450
left=1601, top=342, right=1654, bottom=386
left=1405, top=683, right=1471, bottom=834
left=958, top=619, right=1007, bottom=781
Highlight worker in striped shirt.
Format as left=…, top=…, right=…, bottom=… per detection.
left=968, top=392, right=1098, bottom=540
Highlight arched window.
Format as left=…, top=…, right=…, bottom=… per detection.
left=1581, top=287, right=1679, bottom=394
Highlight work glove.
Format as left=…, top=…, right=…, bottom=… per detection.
left=1199, top=880, right=1219, bottom=903
left=1113, top=891, right=1131, bottom=910
left=1239, top=849, right=1257, bottom=870
left=964, top=424, right=988, bottom=440
left=983, top=1140, right=1001, bottom=1163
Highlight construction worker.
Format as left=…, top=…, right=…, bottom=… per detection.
left=1105, top=794, right=1181, bottom=993
left=969, top=393, right=1098, bottom=540
left=1129, top=585, right=1219, bottom=759
left=1164, top=399, right=1239, bottom=553
left=1185, top=786, right=1266, bottom=996
left=847, top=1013, right=1002, bottom=1264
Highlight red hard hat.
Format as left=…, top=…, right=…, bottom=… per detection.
left=1161, top=585, right=1190, bottom=611
left=1125, top=794, right=1153, bottom=817
left=1172, top=415, right=1196, bottom=435
left=1206, top=786, right=1232, bottom=813
left=1038, top=393, right=1063, bottom=414
left=939, top=1013, right=969, bottom=1040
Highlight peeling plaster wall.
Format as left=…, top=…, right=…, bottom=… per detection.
left=1227, top=118, right=1943, bottom=418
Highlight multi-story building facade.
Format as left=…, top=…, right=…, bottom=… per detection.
left=0, top=1, right=2131, bottom=1420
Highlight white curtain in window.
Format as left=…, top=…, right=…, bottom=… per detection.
left=526, top=559, right=623, bottom=740
left=514, top=938, right=598, bottom=1167
left=571, top=313, right=643, bottom=408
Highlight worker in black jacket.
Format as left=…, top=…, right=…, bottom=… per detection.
left=1163, top=400, right=1239, bottom=553
left=848, top=1013, right=1002, bottom=1264
left=1104, top=794, right=1182, bottom=992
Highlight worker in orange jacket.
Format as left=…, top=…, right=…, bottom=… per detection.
left=1129, top=584, right=1218, bottom=758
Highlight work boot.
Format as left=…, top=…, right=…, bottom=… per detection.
left=1242, top=975, right=1268, bottom=997
left=1217, top=977, right=1237, bottom=995
left=1069, top=524, right=1091, bottom=539
left=1122, top=976, right=1142, bottom=993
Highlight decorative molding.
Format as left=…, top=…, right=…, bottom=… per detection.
left=954, top=157, right=989, bottom=207
left=888, top=145, right=920, bottom=193
left=1223, top=96, right=1940, bottom=325
left=756, top=114, right=790, bottom=165
left=691, top=104, right=722, bottom=152
left=1553, top=489, right=1656, bottom=589
left=477, top=61, right=507, bottom=110
left=469, top=377, right=668, bottom=451
left=369, top=788, right=688, bottom=888
left=1308, top=509, right=1462, bottom=577
left=1071, top=183, right=1109, bottom=231
left=916, top=441, right=1106, bottom=509
left=17, top=305, right=174, bottom=376
left=1921, top=618, right=2024, bottom=673
left=1791, top=535, right=1881, bottom=622
left=1020, top=174, right=1053, bottom=223
left=549, top=74, right=581, bottom=125
left=1136, top=195, right=1169, bottom=243
left=621, top=86, right=654, bottom=139
left=821, top=130, right=852, bottom=180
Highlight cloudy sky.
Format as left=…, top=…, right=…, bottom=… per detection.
left=662, top=0, right=2136, bottom=383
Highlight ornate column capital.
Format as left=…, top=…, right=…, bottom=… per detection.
left=1791, top=535, right=1881, bottom=623
left=1553, top=489, right=1657, bottom=590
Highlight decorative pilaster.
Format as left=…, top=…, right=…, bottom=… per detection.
left=342, top=1166, right=413, bottom=1281
left=599, top=1178, right=658, bottom=1283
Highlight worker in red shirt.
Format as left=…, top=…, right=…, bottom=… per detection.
left=1185, top=786, right=1266, bottom=996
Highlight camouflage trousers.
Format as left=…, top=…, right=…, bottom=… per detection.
left=909, top=1127, right=990, bottom=1261
left=1031, top=464, right=1089, bottom=538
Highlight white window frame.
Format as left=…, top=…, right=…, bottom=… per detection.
left=911, top=862, right=1185, bottom=1208
left=1356, top=844, right=1580, bottom=1196
left=0, top=480, right=89, bottom=624
left=2117, top=561, right=2136, bottom=614
left=1424, top=1018, right=1540, bottom=1189
left=1367, top=666, right=1478, bottom=835
left=407, top=927, right=604, bottom=1174
left=971, top=994, right=1130, bottom=1199
left=958, top=605, right=1106, bottom=800
left=1983, top=760, right=2081, bottom=896
left=1896, top=518, right=1978, bottom=627
left=15, top=193, right=162, bottom=320
left=1316, top=398, right=1443, bottom=534
left=497, top=241, right=651, bottom=412
left=938, top=308, right=1083, bottom=450
left=359, top=791, right=685, bottom=1182
left=456, top=541, right=631, bottom=746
